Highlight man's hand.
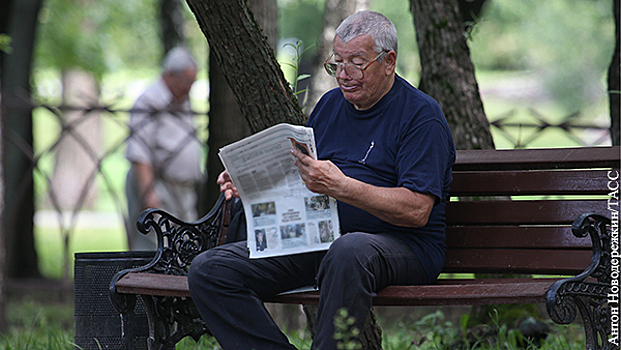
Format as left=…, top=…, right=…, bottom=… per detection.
left=217, top=171, right=240, bottom=200
left=133, top=162, right=161, bottom=209
left=291, top=148, right=435, bottom=228
left=291, top=149, right=348, bottom=197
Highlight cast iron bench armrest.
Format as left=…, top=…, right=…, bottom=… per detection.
left=546, top=213, right=614, bottom=326
left=109, top=193, right=229, bottom=313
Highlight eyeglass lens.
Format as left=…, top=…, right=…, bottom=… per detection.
left=324, top=63, right=364, bottom=79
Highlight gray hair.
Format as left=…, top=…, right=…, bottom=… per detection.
left=162, top=47, right=197, bottom=74
left=335, top=11, right=398, bottom=57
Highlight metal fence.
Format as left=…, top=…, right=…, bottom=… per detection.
left=0, top=95, right=612, bottom=279
left=489, top=108, right=611, bottom=148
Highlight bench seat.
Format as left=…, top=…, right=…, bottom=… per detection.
left=116, top=271, right=563, bottom=306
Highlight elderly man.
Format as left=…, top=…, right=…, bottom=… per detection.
left=188, top=11, right=455, bottom=350
left=125, top=47, right=203, bottom=251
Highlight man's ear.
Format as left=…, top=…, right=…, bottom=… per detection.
left=384, top=51, right=397, bottom=75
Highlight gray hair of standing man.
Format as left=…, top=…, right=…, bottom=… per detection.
left=162, top=47, right=197, bottom=74
left=335, top=10, right=398, bottom=59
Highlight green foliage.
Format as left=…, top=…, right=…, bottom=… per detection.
left=278, top=0, right=323, bottom=58
left=469, top=0, right=615, bottom=112
left=281, top=40, right=313, bottom=103
left=408, top=310, right=461, bottom=349
left=466, top=303, right=542, bottom=329
left=385, top=309, right=586, bottom=350
left=0, top=34, right=12, bottom=54
left=0, top=300, right=588, bottom=350
left=35, top=0, right=162, bottom=79
left=333, top=308, right=361, bottom=350
left=370, top=0, right=421, bottom=82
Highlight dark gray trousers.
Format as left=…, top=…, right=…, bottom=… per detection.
left=188, top=232, right=427, bottom=350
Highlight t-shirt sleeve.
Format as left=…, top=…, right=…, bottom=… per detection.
left=396, top=112, right=453, bottom=203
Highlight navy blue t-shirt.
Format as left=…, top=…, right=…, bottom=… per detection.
left=307, top=75, right=455, bottom=282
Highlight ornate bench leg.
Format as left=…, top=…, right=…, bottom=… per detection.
left=546, top=213, right=618, bottom=350
left=141, top=294, right=210, bottom=350
left=548, top=280, right=612, bottom=350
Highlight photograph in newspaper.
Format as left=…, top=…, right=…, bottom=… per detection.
left=218, top=124, right=341, bottom=258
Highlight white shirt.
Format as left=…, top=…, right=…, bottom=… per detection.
left=125, top=78, right=203, bottom=182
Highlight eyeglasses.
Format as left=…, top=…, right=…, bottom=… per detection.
left=323, top=51, right=387, bottom=80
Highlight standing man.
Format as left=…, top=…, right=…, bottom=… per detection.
left=125, top=47, right=204, bottom=251
left=189, top=11, right=455, bottom=349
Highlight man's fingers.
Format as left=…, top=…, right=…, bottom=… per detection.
left=291, top=149, right=312, bottom=166
left=217, top=170, right=231, bottom=185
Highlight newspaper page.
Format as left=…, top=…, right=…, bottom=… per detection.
left=218, top=123, right=341, bottom=258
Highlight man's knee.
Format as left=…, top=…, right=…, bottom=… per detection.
left=326, top=232, right=373, bottom=260
left=320, top=233, right=377, bottom=276
left=188, top=246, right=248, bottom=294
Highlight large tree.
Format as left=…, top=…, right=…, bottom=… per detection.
left=0, top=0, right=43, bottom=279
left=411, top=0, right=494, bottom=150
left=203, top=0, right=279, bottom=209
left=185, top=0, right=305, bottom=132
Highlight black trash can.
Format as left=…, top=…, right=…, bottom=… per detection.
left=74, top=251, right=155, bottom=350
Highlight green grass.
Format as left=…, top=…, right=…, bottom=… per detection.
left=0, top=299, right=587, bottom=350
left=36, top=221, right=127, bottom=280
left=2, top=299, right=75, bottom=350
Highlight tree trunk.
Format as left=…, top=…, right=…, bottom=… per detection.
left=203, top=59, right=250, bottom=209
left=203, top=0, right=277, bottom=209
left=457, top=0, right=488, bottom=33
left=609, top=0, right=620, bottom=146
left=0, top=0, right=14, bottom=331
left=306, top=0, right=369, bottom=112
left=0, top=0, right=42, bottom=279
left=303, top=304, right=382, bottom=350
left=0, top=66, right=6, bottom=334
left=410, top=0, right=494, bottom=150
left=185, top=0, right=305, bottom=133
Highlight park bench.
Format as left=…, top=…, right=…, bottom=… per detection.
left=109, top=146, right=620, bottom=350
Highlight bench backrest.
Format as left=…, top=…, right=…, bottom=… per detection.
left=134, top=147, right=618, bottom=278
left=444, top=146, right=619, bottom=276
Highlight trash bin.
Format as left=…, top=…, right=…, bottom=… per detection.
left=74, top=251, right=155, bottom=350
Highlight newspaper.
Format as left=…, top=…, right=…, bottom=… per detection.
left=218, top=123, right=341, bottom=258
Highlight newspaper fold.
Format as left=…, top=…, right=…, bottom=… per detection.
left=219, top=123, right=341, bottom=258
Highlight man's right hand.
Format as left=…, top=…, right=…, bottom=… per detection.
left=217, top=171, right=240, bottom=200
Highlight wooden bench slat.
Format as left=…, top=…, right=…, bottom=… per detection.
left=453, top=147, right=619, bottom=171
left=446, top=200, right=606, bottom=225
left=118, top=272, right=556, bottom=307
left=450, top=169, right=611, bottom=196
left=116, top=272, right=191, bottom=298
left=444, top=249, right=592, bottom=275
left=265, top=279, right=558, bottom=306
left=446, top=226, right=592, bottom=249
